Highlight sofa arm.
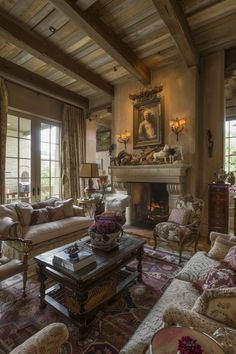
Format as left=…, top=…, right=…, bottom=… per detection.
left=0, top=217, right=22, bottom=238
left=10, top=322, right=69, bottom=354
left=73, top=205, right=85, bottom=217
left=163, top=305, right=230, bottom=335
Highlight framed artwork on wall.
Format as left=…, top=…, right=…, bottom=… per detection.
left=129, top=86, right=164, bottom=149
left=133, top=96, right=164, bottom=149
left=96, top=130, right=111, bottom=152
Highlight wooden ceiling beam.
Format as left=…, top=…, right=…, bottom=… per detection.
left=152, top=0, right=199, bottom=67
left=0, top=13, right=114, bottom=96
left=0, top=57, right=89, bottom=109
left=49, top=0, right=151, bottom=85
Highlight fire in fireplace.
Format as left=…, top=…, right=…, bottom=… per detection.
left=130, top=182, right=169, bottom=229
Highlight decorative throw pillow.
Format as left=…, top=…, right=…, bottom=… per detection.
left=194, top=265, right=236, bottom=292
left=223, top=246, right=236, bottom=271
left=73, top=206, right=85, bottom=217
left=30, top=208, right=49, bottom=225
left=208, top=236, right=236, bottom=260
left=47, top=205, right=65, bottom=221
left=193, top=287, right=236, bottom=329
left=55, top=198, right=74, bottom=217
left=15, top=203, right=33, bottom=226
left=31, top=197, right=58, bottom=209
left=168, top=208, right=191, bottom=225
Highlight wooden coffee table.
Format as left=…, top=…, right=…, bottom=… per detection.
left=34, top=234, right=145, bottom=338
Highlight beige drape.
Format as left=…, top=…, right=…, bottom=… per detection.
left=61, top=104, right=86, bottom=201
left=0, top=78, right=8, bottom=204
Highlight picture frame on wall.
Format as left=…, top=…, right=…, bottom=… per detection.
left=133, top=97, right=164, bottom=149
left=96, top=130, right=111, bottom=152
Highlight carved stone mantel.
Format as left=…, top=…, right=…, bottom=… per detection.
left=110, top=163, right=191, bottom=224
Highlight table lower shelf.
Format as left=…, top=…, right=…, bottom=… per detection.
left=43, top=267, right=138, bottom=328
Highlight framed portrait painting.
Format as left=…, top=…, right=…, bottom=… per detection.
left=133, top=97, right=164, bottom=149
left=96, top=130, right=111, bottom=152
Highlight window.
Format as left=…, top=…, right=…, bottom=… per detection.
left=225, top=118, right=236, bottom=173
left=5, top=112, right=61, bottom=203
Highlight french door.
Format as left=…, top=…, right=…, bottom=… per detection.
left=5, top=111, right=61, bottom=203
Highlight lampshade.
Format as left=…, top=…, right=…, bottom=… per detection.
left=79, top=163, right=99, bottom=178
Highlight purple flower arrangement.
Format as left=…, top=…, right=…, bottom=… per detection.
left=89, top=219, right=121, bottom=235
left=178, top=336, right=203, bottom=354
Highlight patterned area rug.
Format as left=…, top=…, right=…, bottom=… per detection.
left=0, top=249, right=187, bottom=354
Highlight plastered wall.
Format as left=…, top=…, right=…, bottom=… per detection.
left=113, top=61, right=199, bottom=195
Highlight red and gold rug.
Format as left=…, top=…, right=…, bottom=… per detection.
left=0, top=249, right=187, bottom=354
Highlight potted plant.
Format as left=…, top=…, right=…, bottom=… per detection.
left=88, top=218, right=123, bottom=250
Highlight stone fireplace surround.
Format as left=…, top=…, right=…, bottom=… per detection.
left=110, top=164, right=191, bottom=225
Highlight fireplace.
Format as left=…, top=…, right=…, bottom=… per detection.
left=109, top=163, right=191, bottom=226
left=130, top=182, right=169, bottom=228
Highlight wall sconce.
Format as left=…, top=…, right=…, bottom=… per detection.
left=116, top=130, right=131, bottom=149
left=169, top=117, right=187, bottom=141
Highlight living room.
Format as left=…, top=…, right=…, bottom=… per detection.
left=1, top=0, right=236, bottom=353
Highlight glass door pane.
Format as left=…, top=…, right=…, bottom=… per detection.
left=40, top=122, right=60, bottom=200
left=5, top=115, right=31, bottom=203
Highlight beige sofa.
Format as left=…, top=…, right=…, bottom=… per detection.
left=121, top=232, right=236, bottom=354
left=0, top=198, right=93, bottom=262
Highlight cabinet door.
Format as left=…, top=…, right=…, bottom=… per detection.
left=208, top=184, right=229, bottom=236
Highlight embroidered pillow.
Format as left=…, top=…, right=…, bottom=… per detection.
left=168, top=208, right=191, bottom=225
left=223, top=246, right=236, bottom=271
left=193, top=287, right=236, bottom=329
left=55, top=198, right=74, bottom=217
left=31, top=197, right=58, bottom=209
left=47, top=205, right=65, bottom=221
left=194, top=265, right=236, bottom=292
left=30, top=208, right=49, bottom=225
left=15, top=203, right=33, bottom=226
left=208, top=236, right=236, bottom=260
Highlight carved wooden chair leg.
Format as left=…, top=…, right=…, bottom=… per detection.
left=22, top=269, right=28, bottom=297
left=153, top=233, right=157, bottom=250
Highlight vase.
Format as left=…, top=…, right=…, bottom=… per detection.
left=89, top=230, right=122, bottom=250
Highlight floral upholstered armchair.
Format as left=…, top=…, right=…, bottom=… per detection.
left=9, top=322, right=71, bottom=354
left=153, top=195, right=204, bottom=262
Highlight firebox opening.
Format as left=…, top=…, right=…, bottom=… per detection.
left=130, top=182, right=169, bottom=229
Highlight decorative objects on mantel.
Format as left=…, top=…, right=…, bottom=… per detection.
left=129, top=86, right=164, bottom=148
left=169, top=117, right=187, bottom=141
left=110, top=145, right=184, bottom=166
left=116, top=130, right=131, bottom=149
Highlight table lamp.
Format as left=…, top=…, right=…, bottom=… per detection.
left=79, top=163, right=99, bottom=197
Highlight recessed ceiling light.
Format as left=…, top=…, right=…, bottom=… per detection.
left=49, top=26, right=56, bottom=33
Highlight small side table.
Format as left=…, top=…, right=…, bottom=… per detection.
left=77, top=198, right=97, bottom=218
left=147, top=326, right=224, bottom=354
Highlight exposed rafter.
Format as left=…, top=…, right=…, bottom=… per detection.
left=49, top=0, right=151, bottom=85
left=0, top=57, right=89, bottom=109
left=0, top=13, right=114, bottom=96
left=152, top=0, right=199, bottom=67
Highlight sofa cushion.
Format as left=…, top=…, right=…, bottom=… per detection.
left=223, top=246, right=236, bottom=271
left=175, top=251, right=220, bottom=282
left=47, top=205, right=65, bottom=221
left=55, top=198, right=74, bottom=217
left=168, top=208, right=191, bottom=225
left=23, top=216, right=92, bottom=244
left=30, top=208, right=49, bottom=225
left=15, top=203, right=33, bottom=226
left=208, top=236, right=236, bottom=260
left=192, top=287, right=236, bottom=329
left=194, top=265, right=236, bottom=292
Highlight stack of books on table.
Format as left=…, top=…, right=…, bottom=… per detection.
left=53, top=246, right=96, bottom=272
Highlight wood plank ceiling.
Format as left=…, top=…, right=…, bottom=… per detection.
left=0, top=0, right=235, bottom=109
